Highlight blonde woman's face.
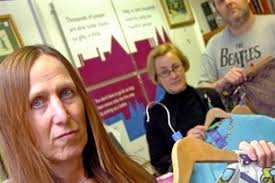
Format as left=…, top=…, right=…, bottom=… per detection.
left=155, top=52, right=187, bottom=94
left=28, top=54, right=87, bottom=163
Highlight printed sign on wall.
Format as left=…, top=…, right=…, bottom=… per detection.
left=51, top=0, right=169, bottom=162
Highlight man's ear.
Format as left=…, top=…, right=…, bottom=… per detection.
left=213, top=5, right=221, bottom=17
left=209, top=0, right=221, bottom=17
left=209, top=0, right=216, bottom=8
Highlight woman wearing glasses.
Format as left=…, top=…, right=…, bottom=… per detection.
left=145, top=43, right=225, bottom=175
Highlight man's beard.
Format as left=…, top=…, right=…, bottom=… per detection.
left=227, top=7, right=250, bottom=28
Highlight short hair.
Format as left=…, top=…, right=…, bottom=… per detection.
left=147, top=43, right=190, bottom=84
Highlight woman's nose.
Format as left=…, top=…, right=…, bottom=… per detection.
left=169, top=70, right=178, bottom=78
left=51, top=98, right=69, bottom=124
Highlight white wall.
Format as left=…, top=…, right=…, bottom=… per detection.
left=0, top=0, right=43, bottom=45
left=30, top=0, right=72, bottom=60
left=0, top=0, right=72, bottom=60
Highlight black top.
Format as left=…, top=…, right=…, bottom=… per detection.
left=144, top=86, right=225, bottom=174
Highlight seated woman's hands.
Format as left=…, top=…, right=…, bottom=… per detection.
left=239, top=140, right=275, bottom=167
left=186, top=125, right=207, bottom=140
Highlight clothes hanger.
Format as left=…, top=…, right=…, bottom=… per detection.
left=171, top=137, right=237, bottom=183
left=244, top=55, right=273, bottom=76
left=231, top=104, right=254, bottom=114
left=204, top=107, right=231, bottom=128
left=231, top=91, right=254, bottom=115
left=230, top=88, right=255, bottom=114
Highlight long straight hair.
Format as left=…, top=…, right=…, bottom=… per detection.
left=0, top=45, right=156, bottom=183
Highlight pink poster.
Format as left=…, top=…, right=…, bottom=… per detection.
left=89, top=76, right=147, bottom=140
left=79, top=29, right=169, bottom=140
left=79, top=30, right=169, bottom=140
left=53, top=0, right=170, bottom=160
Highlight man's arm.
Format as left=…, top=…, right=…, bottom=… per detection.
left=199, top=79, right=225, bottom=93
left=199, top=67, right=247, bottom=93
left=199, top=45, right=221, bottom=91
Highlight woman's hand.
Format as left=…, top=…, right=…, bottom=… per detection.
left=186, top=125, right=207, bottom=140
left=239, top=140, right=275, bottom=167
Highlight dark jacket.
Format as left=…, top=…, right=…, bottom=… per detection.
left=144, top=85, right=225, bottom=174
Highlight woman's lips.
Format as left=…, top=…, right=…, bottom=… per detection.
left=55, top=130, right=78, bottom=139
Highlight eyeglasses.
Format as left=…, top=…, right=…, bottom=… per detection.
left=157, top=64, right=183, bottom=78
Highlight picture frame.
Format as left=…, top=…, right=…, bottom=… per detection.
left=0, top=14, right=23, bottom=63
left=160, top=0, right=195, bottom=28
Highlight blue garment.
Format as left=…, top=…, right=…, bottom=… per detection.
left=190, top=114, right=275, bottom=183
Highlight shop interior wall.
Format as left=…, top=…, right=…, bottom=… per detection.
left=0, top=0, right=207, bottom=86
left=0, top=0, right=207, bottom=166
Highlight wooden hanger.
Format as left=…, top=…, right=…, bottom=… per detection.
left=244, top=55, right=273, bottom=76
left=230, top=91, right=254, bottom=114
left=204, top=107, right=231, bottom=128
left=171, top=137, right=237, bottom=183
left=231, top=104, right=254, bottom=114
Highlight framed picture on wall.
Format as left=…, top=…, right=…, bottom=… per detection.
left=160, top=0, right=194, bottom=28
left=0, top=14, right=23, bottom=63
